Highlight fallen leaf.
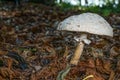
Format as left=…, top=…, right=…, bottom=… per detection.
left=86, top=68, right=105, bottom=80
left=0, top=50, right=7, bottom=56
left=110, top=46, right=120, bottom=58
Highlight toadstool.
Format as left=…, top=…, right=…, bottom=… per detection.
left=57, top=12, right=113, bottom=65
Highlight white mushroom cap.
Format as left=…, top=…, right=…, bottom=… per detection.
left=57, top=13, right=113, bottom=37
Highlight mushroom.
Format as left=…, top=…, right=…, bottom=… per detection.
left=57, top=13, right=113, bottom=65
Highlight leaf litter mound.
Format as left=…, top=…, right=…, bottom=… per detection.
left=0, top=3, right=120, bottom=80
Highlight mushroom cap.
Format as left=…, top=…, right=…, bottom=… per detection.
left=57, top=13, right=113, bottom=37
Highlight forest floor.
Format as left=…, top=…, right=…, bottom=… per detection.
left=0, top=3, right=120, bottom=80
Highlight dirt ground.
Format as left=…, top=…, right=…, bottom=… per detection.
left=0, top=3, right=120, bottom=80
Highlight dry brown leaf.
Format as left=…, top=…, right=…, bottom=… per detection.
left=26, top=56, right=38, bottom=62
left=41, top=37, right=54, bottom=44
left=0, top=50, right=7, bottom=56
left=103, top=61, right=112, bottom=72
left=3, top=56, right=18, bottom=69
left=0, top=75, right=5, bottom=80
left=86, top=58, right=95, bottom=68
left=109, top=70, right=115, bottom=80
left=30, top=73, right=36, bottom=80
left=116, top=60, right=120, bottom=73
left=78, top=58, right=95, bottom=69
left=0, top=67, right=16, bottom=79
left=8, top=28, right=15, bottom=35
left=39, top=22, right=49, bottom=27
left=31, top=57, right=67, bottom=80
left=45, top=45, right=56, bottom=54
left=110, top=46, right=120, bottom=57
left=94, top=39, right=107, bottom=48
left=66, top=58, right=95, bottom=80
left=6, top=58, right=13, bottom=70
left=86, top=68, right=105, bottom=80
left=95, top=58, right=111, bottom=74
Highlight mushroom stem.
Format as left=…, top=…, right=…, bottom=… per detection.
left=70, top=41, right=84, bottom=65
